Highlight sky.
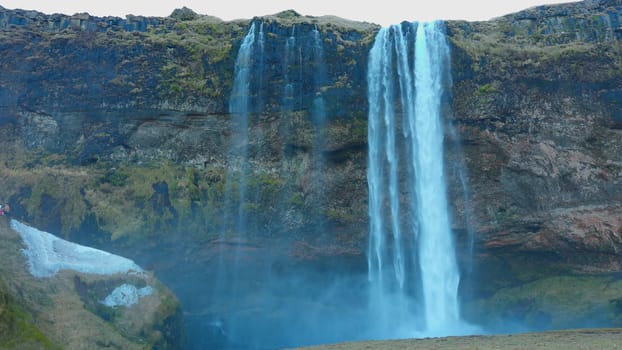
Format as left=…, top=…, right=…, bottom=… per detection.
left=1, top=0, right=580, bottom=26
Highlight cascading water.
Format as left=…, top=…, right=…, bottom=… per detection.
left=367, top=21, right=469, bottom=337
left=310, top=24, right=328, bottom=234
left=310, top=25, right=327, bottom=127
left=367, top=25, right=410, bottom=336
left=283, top=25, right=296, bottom=114
left=413, top=21, right=461, bottom=334
left=257, top=22, right=265, bottom=109
left=208, top=22, right=259, bottom=348
left=226, top=22, right=257, bottom=234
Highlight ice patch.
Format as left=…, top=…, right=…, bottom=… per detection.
left=10, top=219, right=143, bottom=278
left=101, top=284, right=154, bottom=307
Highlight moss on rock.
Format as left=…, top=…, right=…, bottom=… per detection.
left=468, top=274, right=622, bottom=331
left=0, top=279, right=60, bottom=350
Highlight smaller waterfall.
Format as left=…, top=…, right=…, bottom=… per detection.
left=226, top=22, right=257, bottom=234
left=310, top=25, right=328, bottom=234
left=213, top=22, right=259, bottom=344
left=367, top=26, right=413, bottom=336
left=283, top=26, right=296, bottom=113
left=311, top=25, right=327, bottom=127
left=257, top=22, right=266, bottom=111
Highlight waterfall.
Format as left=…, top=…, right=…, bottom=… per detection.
left=257, top=22, right=265, bottom=112
left=310, top=25, right=328, bottom=234
left=226, top=22, right=257, bottom=234
left=210, top=22, right=258, bottom=344
left=412, top=21, right=460, bottom=333
left=283, top=25, right=296, bottom=113
left=311, top=25, right=327, bottom=127
left=367, top=21, right=469, bottom=337
left=367, top=26, right=401, bottom=335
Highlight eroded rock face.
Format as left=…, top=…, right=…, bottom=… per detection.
left=445, top=0, right=622, bottom=276
left=439, top=0, right=622, bottom=329
left=0, top=7, right=376, bottom=254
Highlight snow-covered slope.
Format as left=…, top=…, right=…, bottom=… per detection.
left=11, top=219, right=143, bottom=277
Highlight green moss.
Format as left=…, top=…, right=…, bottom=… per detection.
left=101, top=170, right=128, bottom=187
left=290, top=192, right=305, bottom=207
left=80, top=162, right=233, bottom=239
left=145, top=18, right=243, bottom=102
left=19, top=169, right=88, bottom=236
left=87, top=162, right=179, bottom=239
left=324, top=207, right=354, bottom=224
left=351, top=116, right=368, bottom=143
left=149, top=282, right=185, bottom=349
left=473, top=275, right=622, bottom=329
left=249, top=172, right=285, bottom=195
left=0, top=281, right=60, bottom=350
left=0, top=307, right=60, bottom=349
left=477, top=83, right=499, bottom=95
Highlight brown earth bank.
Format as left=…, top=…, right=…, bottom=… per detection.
left=294, top=328, right=622, bottom=350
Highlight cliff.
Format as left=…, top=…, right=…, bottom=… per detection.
left=446, top=0, right=622, bottom=329
left=0, top=0, right=622, bottom=343
left=448, top=0, right=622, bottom=269
left=0, top=7, right=375, bottom=246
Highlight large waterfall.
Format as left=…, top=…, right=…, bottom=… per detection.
left=367, top=21, right=467, bottom=337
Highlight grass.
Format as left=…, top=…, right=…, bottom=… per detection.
left=479, top=275, right=622, bottom=327
left=0, top=280, right=61, bottom=350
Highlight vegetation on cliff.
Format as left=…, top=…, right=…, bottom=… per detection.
left=0, top=6, right=377, bottom=113
left=0, top=6, right=376, bottom=258
left=0, top=278, right=60, bottom=350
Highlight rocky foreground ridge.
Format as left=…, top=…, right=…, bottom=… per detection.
left=0, top=218, right=183, bottom=349
left=1, top=0, right=622, bottom=343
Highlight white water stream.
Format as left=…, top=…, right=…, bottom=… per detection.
left=367, top=21, right=468, bottom=337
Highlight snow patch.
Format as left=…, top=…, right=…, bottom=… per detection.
left=11, top=219, right=144, bottom=277
left=101, top=284, right=154, bottom=307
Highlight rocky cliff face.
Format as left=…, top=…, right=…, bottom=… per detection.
left=0, top=8, right=375, bottom=249
left=1, top=0, right=622, bottom=342
left=448, top=0, right=622, bottom=269
left=446, top=0, right=622, bottom=329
